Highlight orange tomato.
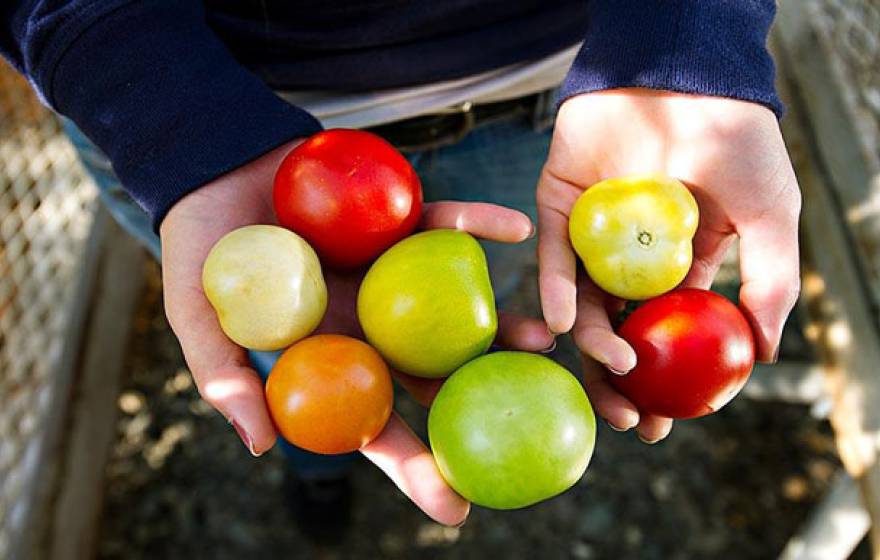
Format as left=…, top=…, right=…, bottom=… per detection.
left=265, top=334, right=394, bottom=454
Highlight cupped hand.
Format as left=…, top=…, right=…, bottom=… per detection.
left=160, top=140, right=553, bottom=526
left=537, top=89, right=801, bottom=443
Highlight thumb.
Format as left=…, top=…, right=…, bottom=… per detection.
left=160, top=194, right=281, bottom=455
left=164, top=273, right=278, bottom=455
left=192, top=362, right=278, bottom=456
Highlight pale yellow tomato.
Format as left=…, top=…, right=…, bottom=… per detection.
left=569, top=174, right=698, bottom=300
left=202, top=225, right=327, bottom=350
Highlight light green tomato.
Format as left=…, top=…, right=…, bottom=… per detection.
left=428, top=352, right=596, bottom=510
left=202, top=225, right=327, bottom=351
left=569, top=174, right=699, bottom=300
left=357, top=229, right=497, bottom=378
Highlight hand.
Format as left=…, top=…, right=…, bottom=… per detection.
left=161, top=140, right=553, bottom=526
left=537, top=89, right=801, bottom=442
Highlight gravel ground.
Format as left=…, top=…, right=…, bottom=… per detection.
left=95, top=260, right=860, bottom=560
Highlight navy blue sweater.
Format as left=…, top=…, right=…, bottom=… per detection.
left=1, top=1, right=781, bottom=229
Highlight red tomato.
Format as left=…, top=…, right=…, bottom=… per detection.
left=608, top=289, right=755, bottom=419
left=265, top=334, right=394, bottom=454
left=273, top=129, right=423, bottom=269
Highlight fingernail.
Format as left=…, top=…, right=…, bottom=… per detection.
left=606, top=364, right=630, bottom=376
left=540, top=340, right=557, bottom=354
left=771, top=345, right=781, bottom=364
left=231, top=418, right=262, bottom=457
left=526, top=223, right=536, bottom=239
left=637, top=433, right=663, bottom=445
left=454, top=519, right=467, bottom=529
left=605, top=419, right=629, bottom=432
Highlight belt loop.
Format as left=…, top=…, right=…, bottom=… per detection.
left=452, top=101, right=476, bottom=143
left=531, top=89, right=557, bottom=132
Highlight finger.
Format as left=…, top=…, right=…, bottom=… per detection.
left=635, top=414, right=673, bottom=444
left=582, top=357, right=640, bottom=431
left=537, top=187, right=578, bottom=334
left=162, top=220, right=278, bottom=456
left=496, top=311, right=555, bottom=352
left=421, top=201, right=533, bottom=243
left=681, top=228, right=735, bottom=290
left=361, top=412, right=470, bottom=526
left=164, top=289, right=278, bottom=455
left=738, top=215, right=800, bottom=362
left=537, top=170, right=585, bottom=334
left=392, top=371, right=445, bottom=407
left=573, top=274, right=636, bottom=374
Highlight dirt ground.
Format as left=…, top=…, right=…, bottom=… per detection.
left=94, top=259, right=866, bottom=560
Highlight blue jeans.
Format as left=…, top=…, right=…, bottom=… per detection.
left=64, top=108, right=552, bottom=478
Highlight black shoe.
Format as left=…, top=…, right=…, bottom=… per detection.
left=284, top=471, right=353, bottom=546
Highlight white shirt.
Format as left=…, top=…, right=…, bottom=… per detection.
left=276, top=44, right=580, bottom=129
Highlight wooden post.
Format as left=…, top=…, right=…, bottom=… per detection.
left=774, top=2, right=880, bottom=552
left=741, top=362, right=827, bottom=405
left=44, top=212, right=146, bottom=560
left=780, top=472, right=871, bottom=560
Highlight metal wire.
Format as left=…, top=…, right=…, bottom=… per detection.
left=0, top=62, right=98, bottom=558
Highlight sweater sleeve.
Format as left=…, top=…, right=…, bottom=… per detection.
left=559, top=0, right=783, bottom=117
left=1, top=1, right=323, bottom=229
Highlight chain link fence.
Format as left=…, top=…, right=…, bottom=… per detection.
left=0, top=63, right=98, bottom=558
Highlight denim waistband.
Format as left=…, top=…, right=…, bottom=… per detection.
left=368, top=88, right=557, bottom=152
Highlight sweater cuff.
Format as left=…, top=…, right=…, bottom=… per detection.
left=559, top=0, right=783, bottom=118
left=49, top=2, right=323, bottom=230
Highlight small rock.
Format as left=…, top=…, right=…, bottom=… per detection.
left=415, top=523, right=460, bottom=547
left=571, top=541, right=594, bottom=559
left=118, top=390, right=145, bottom=414
left=577, top=505, right=613, bottom=539
left=624, top=526, right=643, bottom=548
left=379, top=532, right=405, bottom=555
left=782, top=475, right=809, bottom=501
left=650, top=473, right=673, bottom=501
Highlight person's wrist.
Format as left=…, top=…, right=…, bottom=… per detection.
left=554, top=88, right=780, bottom=152
left=160, top=137, right=304, bottom=237
left=559, top=87, right=777, bottom=113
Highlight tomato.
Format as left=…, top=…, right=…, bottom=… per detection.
left=609, top=289, right=755, bottom=419
left=569, top=174, right=698, bottom=300
left=265, top=334, right=394, bottom=454
left=428, top=352, right=596, bottom=509
left=358, top=230, right=497, bottom=378
left=202, top=225, right=327, bottom=351
left=273, top=129, right=423, bottom=269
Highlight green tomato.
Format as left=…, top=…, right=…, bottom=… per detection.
left=569, top=174, right=698, bottom=300
left=202, top=225, right=327, bottom=351
left=357, top=230, right=497, bottom=378
left=428, top=352, right=596, bottom=509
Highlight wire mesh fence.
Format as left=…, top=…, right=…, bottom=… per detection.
left=0, top=62, right=98, bottom=558
left=816, top=0, right=880, bottom=159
